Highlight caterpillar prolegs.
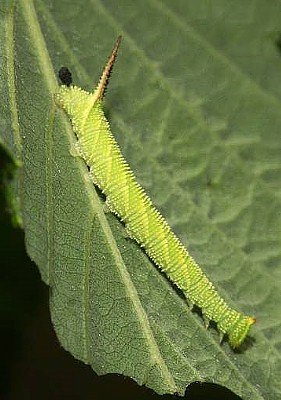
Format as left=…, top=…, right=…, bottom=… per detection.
left=55, top=36, right=255, bottom=348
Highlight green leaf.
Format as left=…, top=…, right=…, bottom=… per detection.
left=1, top=0, right=281, bottom=398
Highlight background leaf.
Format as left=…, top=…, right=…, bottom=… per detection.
left=1, top=0, right=281, bottom=399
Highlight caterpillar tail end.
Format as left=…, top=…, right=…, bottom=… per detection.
left=228, top=316, right=256, bottom=348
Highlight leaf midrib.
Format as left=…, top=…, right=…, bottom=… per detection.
left=22, top=0, right=181, bottom=389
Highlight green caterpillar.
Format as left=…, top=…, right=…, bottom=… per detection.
left=55, top=36, right=255, bottom=348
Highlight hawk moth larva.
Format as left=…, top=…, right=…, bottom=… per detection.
left=55, top=36, right=255, bottom=348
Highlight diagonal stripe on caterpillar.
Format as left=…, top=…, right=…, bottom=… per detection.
left=55, top=36, right=255, bottom=348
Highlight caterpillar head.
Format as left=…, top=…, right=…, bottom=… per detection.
left=228, top=315, right=256, bottom=348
